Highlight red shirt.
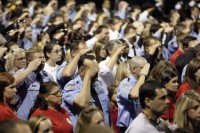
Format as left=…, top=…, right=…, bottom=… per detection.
left=110, top=106, right=119, bottom=133
left=31, top=108, right=73, bottom=133
left=0, top=103, right=18, bottom=121
left=169, top=49, right=184, bottom=65
left=160, top=100, right=175, bottom=123
left=176, top=82, right=200, bottom=100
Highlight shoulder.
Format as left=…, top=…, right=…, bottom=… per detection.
left=64, top=77, right=81, bottom=90
left=31, top=108, right=45, bottom=117
left=178, top=82, right=190, bottom=91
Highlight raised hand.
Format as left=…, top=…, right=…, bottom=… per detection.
left=140, top=63, right=150, bottom=76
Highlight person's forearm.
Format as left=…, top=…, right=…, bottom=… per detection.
left=129, top=75, right=146, bottom=99
left=13, top=67, right=33, bottom=85
left=74, top=75, right=91, bottom=108
left=62, top=53, right=80, bottom=78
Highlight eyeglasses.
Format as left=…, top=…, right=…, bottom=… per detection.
left=51, top=50, right=62, bottom=54
left=16, top=57, right=26, bottom=61
left=49, top=91, right=61, bottom=97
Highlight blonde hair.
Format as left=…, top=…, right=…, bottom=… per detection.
left=114, top=61, right=129, bottom=86
left=29, top=115, right=51, bottom=133
left=75, top=106, right=104, bottom=133
left=174, top=90, right=200, bottom=128
left=5, top=47, right=25, bottom=72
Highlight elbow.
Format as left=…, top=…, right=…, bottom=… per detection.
left=78, top=103, right=89, bottom=109
left=129, top=94, right=139, bottom=100
left=62, top=72, right=73, bottom=78
left=74, top=100, right=90, bottom=109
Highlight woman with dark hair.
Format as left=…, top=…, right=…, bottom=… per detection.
left=157, top=69, right=179, bottom=123
left=148, top=60, right=176, bottom=80
left=176, top=58, right=200, bottom=100
left=30, top=81, right=73, bottom=133
left=0, top=72, right=18, bottom=121
left=93, top=42, right=106, bottom=63
left=43, top=42, right=62, bottom=82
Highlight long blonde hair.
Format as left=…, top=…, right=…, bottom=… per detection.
left=114, top=61, right=129, bottom=86
left=174, top=90, right=200, bottom=128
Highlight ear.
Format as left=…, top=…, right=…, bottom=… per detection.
left=46, top=52, right=51, bottom=58
left=132, top=67, right=136, bottom=74
left=27, top=58, right=32, bottom=64
left=79, top=66, right=84, bottom=76
left=145, top=47, right=149, bottom=53
left=144, top=97, right=151, bottom=108
left=44, top=94, right=49, bottom=101
left=71, top=50, right=76, bottom=57
left=196, top=52, right=200, bottom=59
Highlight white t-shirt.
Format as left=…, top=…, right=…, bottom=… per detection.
left=43, top=63, right=59, bottom=83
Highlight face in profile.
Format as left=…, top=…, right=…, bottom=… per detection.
left=4, top=82, right=17, bottom=105
left=165, top=76, right=179, bottom=92
left=45, top=85, right=62, bottom=107
left=187, top=100, right=200, bottom=122
left=149, top=88, right=170, bottom=115
left=99, top=46, right=106, bottom=59
left=49, top=44, right=62, bottom=63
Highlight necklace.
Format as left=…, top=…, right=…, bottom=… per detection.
left=142, top=111, right=161, bottom=128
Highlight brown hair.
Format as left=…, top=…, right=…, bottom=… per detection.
left=185, top=58, right=200, bottom=90
left=0, top=73, right=15, bottom=102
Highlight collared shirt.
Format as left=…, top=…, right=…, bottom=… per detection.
left=125, top=113, right=171, bottom=133
left=20, top=38, right=33, bottom=50
left=56, top=61, right=79, bottom=91
left=44, top=63, right=59, bottom=83
left=181, top=64, right=187, bottom=83
left=117, top=75, right=141, bottom=128
left=61, top=76, right=110, bottom=129
left=15, top=69, right=53, bottom=120
left=99, top=56, right=117, bottom=87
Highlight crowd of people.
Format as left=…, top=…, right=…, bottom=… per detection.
left=0, top=0, right=200, bottom=133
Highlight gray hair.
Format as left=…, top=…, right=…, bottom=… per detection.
left=129, top=56, right=147, bottom=69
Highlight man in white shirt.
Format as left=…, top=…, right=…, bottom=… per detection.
left=126, top=80, right=171, bottom=133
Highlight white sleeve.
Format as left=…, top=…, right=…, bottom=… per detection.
left=86, top=37, right=98, bottom=49
left=138, top=11, right=149, bottom=23
left=98, top=62, right=114, bottom=87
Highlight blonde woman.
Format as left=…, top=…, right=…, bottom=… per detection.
left=29, top=115, right=53, bottom=133
left=75, top=106, right=106, bottom=133
left=174, top=90, right=200, bottom=132
left=114, top=61, right=130, bottom=87
left=5, top=47, right=26, bottom=74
